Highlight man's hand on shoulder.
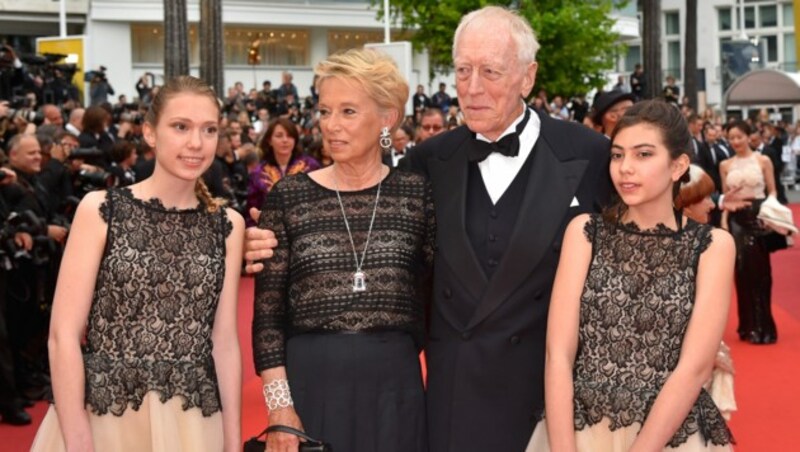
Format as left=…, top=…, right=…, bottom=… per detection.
left=244, top=207, right=277, bottom=273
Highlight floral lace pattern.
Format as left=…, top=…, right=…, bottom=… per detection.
left=574, top=214, right=734, bottom=447
left=253, top=170, right=436, bottom=372
left=86, top=187, right=232, bottom=416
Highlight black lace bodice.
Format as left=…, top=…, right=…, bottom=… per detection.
left=253, top=169, right=435, bottom=373
left=573, top=214, right=733, bottom=447
left=84, top=187, right=232, bottom=417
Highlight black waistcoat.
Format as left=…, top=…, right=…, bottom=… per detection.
left=465, top=148, right=535, bottom=283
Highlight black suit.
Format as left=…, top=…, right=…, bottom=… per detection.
left=405, top=111, right=611, bottom=452
left=760, top=143, right=787, bottom=204
left=693, top=138, right=728, bottom=192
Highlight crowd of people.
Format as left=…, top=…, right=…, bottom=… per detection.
left=0, top=3, right=795, bottom=452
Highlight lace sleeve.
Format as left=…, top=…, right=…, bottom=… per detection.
left=221, top=209, right=233, bottom=238
left=252, top=185, right=290, bottom=373
left=423, top=179, right=436, bottom=268
left=696, top=223, right=714, bottom=255
left=581, top=213, right=598, bottom=244
left=98, top=189, right=113, bottom=223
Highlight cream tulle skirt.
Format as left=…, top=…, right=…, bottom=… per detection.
left=525, top=417, right=732, bottom=452
left=30, top=392, right=223, bottom=452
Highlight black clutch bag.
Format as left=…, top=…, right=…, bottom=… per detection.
left=243, top=425, right=332, bottom=452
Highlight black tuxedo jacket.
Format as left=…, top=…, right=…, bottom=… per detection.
left=693, top=138, right=727, bottom=191
left=405, top=111, right=611, bottom=452
left=760, top=143, right=787, bottom=203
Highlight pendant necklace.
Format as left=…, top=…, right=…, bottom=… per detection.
left=334, top=167, right=383, bottom=292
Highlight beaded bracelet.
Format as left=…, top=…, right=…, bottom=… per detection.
left=263, top=379, right=294, bottom=411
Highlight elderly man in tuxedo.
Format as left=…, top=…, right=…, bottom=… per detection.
left=244, top=6, right=611, bottom=452
left=402, top=7, right=610, bottom=451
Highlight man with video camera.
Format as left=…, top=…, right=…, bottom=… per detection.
left=87, top=66, right=114, bottom=106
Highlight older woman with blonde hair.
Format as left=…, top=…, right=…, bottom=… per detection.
left=676, top=165, right=737, bottom=421
left=252, top=48, right=434, bottom=452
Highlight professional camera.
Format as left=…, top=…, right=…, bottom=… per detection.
left=0, top=210, right=50, bottom=269
left=15, top=52, right=79, bottom=104
left=67, top=147, right=105, bottom=161
left=76, top=169, right=115, bottom=192
left=84, top=66, right=108, bottom=83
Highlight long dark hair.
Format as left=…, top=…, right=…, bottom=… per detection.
left=602, top=100, right=692, bottom=223
left=258, top=117, right=300, bottom=166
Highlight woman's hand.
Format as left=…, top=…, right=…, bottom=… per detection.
left=266, top=407, right=304, bottom=452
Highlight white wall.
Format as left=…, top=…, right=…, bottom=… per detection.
left=85, top=20, right=133, bottom=104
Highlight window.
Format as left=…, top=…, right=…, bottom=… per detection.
left=759, top=5, right=777, bottom=27
left=666, top=41, right=681, bottom=78
left=718, top=7, right=732, bottom=31
left=745, top=6, right=755, bottom=29
left=624, top=44, right=641, bottom=72
left=763, top=35, right=778, bottom=62
left=784, top=33, right=796, bottom=71
left=783, top=3, right=794, bottom=27
left=223, top=27, right=309, bottom=66
left=665, top=11, right=680, bottom=35
left=327, top=30, right=384, bottom=55
left=131, top=24, right=199, bottom=65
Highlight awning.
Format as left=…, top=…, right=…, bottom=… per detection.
left=723, top=69, right=800, bottom=109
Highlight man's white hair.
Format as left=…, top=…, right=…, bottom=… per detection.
left=452, top=6, right=540, bottom=65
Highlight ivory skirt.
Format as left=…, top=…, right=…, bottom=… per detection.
left=30, top=391, right=223, bottom=452
left=525, top=417, right=733, bottom=452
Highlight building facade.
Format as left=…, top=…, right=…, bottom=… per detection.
left=2, top=0, right=641, bottom=106
left=1, top=0, right=431, bottom=101
left=620, top=0, right=797, bottom=114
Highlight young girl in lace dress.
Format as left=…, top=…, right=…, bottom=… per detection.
left=31, top=76, right=244, bottom=452
left=527, top=100, right=735, bottom=451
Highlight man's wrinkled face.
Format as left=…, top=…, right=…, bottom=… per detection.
left=453, top=23, right=536, bottom=141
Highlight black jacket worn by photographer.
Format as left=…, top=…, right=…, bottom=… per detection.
left=38, top=159, right=75, bottom=216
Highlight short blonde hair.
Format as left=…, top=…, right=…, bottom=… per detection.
left=453, top=6, right=539, bottom=65
left=315, top=48, right=409, bottom=130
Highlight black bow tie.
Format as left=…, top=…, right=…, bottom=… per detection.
left=467, top=108, right=530, bottom=162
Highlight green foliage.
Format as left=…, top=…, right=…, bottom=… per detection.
left=373, top=0, right=627, bottom=96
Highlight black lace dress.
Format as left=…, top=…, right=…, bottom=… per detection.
left=253, top=169, right=434, bottom=452
left=528, top=214, right=734, bottom=451
left=32, top=187, right=233, bottom=452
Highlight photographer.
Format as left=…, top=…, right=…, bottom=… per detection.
left=135, top=72, right=154, bottom=103
left=0, top=45, right=25, bottom=102
left=1, top=134, right=68, bottom=403
left=0, top=166, right=34, bottom=425
left=87, top=66, right=114, bottom=106
left=38, top=131, right=77, bottom=216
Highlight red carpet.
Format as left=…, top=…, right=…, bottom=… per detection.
left=4, top=207, right=800, bottom=450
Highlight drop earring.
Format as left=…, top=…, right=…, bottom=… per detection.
left=379, top=127, right=392, bottom=152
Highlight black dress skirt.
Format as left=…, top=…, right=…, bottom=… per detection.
left=727, top=199, right=777, bottom=344
left=286, top=331, right=428, bottom=452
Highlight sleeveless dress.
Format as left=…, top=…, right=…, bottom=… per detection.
left=724, top=154, right=777, bottom=343
left=526, top=214, right=734, bottom=451
left=31, top=187, right=233, bottom=452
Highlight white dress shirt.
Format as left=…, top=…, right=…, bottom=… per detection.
left=475, top=106, right=542, bottom=204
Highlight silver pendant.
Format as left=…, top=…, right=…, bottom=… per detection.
left=352, top=271, right=366, bottom=292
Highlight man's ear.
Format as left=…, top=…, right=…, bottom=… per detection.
left=521, top=61, right=538, bottom=99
